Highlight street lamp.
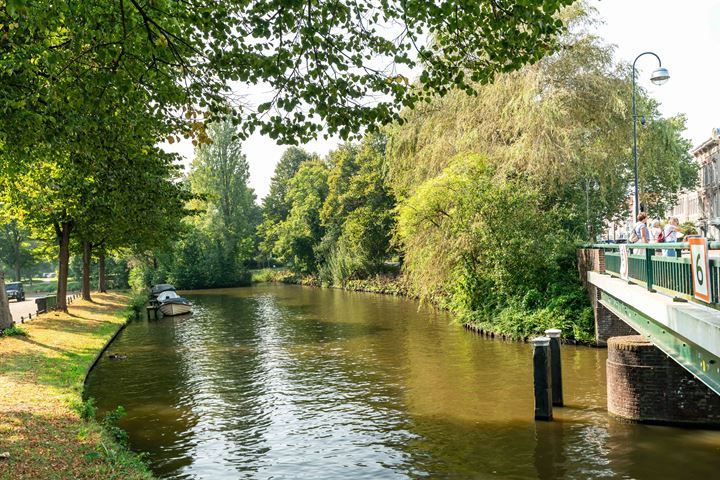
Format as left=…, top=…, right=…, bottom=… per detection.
left=632, top=52, right=670, bottom=220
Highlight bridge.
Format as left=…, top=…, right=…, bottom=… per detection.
left=579, top=242, right=720, bottom=426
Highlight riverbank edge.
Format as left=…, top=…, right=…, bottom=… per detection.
left=0, top=292, right=155, bottom=480
left=251, top=269, right=595, bottom=346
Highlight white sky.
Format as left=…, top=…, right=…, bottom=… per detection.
left=167, top=0, right=720, bottom=201
left=593, top=0, right=720, bottom=147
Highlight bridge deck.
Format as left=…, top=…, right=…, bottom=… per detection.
left=589, top=271, right=720, bottom=395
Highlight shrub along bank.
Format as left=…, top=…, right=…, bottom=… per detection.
left=0, top=292, right=152, bottom=480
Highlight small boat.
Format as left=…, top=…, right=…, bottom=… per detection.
left=156, top=290, right=192, bottom=316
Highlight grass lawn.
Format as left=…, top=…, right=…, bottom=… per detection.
left=21, top=278, right=81, bottom=294
left=0, top=292, right=153, bottom=480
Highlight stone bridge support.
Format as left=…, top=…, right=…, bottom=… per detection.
left=607, top=335, right=720, bottom=426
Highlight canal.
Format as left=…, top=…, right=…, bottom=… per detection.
left=85, top=284, right=720, bottom=479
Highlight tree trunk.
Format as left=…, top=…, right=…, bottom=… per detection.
left=56, top=221, right=73, bottom=312
left=0, top=272, right=13, bottom=330
left=82, top=240, right=93, bottom=301
left=98, top=251, right=107, bottom=293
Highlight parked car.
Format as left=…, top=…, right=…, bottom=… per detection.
left=5, top=282, right=25, bottom=302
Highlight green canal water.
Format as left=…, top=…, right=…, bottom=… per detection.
left=85, top=284, right=720, bottom=479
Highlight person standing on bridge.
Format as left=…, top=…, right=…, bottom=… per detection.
left=650, top=219, right=663, bottom=254
left=632, top=213, right=650, bottom=254
left=663, top=217, right=681, bottom=257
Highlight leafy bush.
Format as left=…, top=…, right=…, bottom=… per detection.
left=102, top=406, right=129, bottom=446
left=1, top=325, right=28, bottom=337
left=396, top=155, right=594, bottom=341
left=72, top=397, right=97, bottom=421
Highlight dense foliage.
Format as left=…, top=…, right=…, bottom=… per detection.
left=257, top=6, right=697, bottom=341
left=2, top=0, right=572, bottom=323
left=0, top=0, right=572, bottom=148
left=260, top=136, right=396, bottom=284
left=0, top=1, right=696, bottom=345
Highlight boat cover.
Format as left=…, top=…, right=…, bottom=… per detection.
left=157, top=290, right=180, bottom=302
left=150, top=284, right=176, bottom=296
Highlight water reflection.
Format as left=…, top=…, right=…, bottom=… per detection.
left=85, top=285, right=720, bottom=479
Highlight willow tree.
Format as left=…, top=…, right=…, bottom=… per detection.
left=383, top=5, right=693, bottom=340
left=386, top=5, right=696, bottom=235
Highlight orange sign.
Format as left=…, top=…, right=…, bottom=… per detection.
left=689, top=237, right=711, bottom=302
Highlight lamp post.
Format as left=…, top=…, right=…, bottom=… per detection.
left=632, top=52, right=670, bottom=221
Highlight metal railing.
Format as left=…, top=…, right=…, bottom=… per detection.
left=585, top=242, right=720, bottom=305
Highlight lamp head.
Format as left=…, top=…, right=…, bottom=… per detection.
left=650, top=67, right=670, bottom=85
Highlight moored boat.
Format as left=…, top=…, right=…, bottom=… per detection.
left=156, top=290, right=192, bottom=316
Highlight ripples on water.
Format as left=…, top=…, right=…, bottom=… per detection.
left=85, top=285, right=720, bottom=479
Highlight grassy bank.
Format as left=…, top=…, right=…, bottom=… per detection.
left=0, top=292, right=153, bottom=480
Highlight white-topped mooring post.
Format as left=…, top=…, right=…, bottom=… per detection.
left=531, top=336, right=553, bottom=421
left=545, top=328, right=563, bottom=407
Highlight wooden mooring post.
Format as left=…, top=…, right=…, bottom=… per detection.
left=545, top=328, right=563, bottom=407
left=531, top=336, right=553, bottom=421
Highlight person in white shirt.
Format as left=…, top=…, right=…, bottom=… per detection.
left=632, top=213, right=650, bottom=254
left=663, top=217, right=680, bottom=257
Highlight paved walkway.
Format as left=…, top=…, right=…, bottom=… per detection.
left=8, top=295, right=41, bottom=322
left=8, top=292, right=79, bottom=322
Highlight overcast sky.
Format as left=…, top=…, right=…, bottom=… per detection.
left=166, top=1, right=720, bottom=200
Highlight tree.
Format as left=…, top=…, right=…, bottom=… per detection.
left=0, top=218, right=33, bottom=281
left=187, top=120, right=259, bottom=284
left=396, top=154, right=569, bottom=310
left=271, top=160, right=330, bottom=273
left=1, top=0, right=574, bottom=154
left=0, top=271, right=12, bottom=330
left=263, top=148, right=317, bottom=223
left=317, top=136, right=396, bottom=284
left=386, top=4, right=696, bottom=236
left=257, top=147, right=316, bottom=263
left=0, top=99, right=188, bottom=309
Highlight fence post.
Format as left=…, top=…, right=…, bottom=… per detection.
left=645, top=248, right=655, bottom=292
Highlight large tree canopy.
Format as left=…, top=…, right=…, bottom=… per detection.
left=1, top=0, right=573, bottom=146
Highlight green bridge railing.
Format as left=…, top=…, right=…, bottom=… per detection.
left=585, top=242, right=720, bottom=306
